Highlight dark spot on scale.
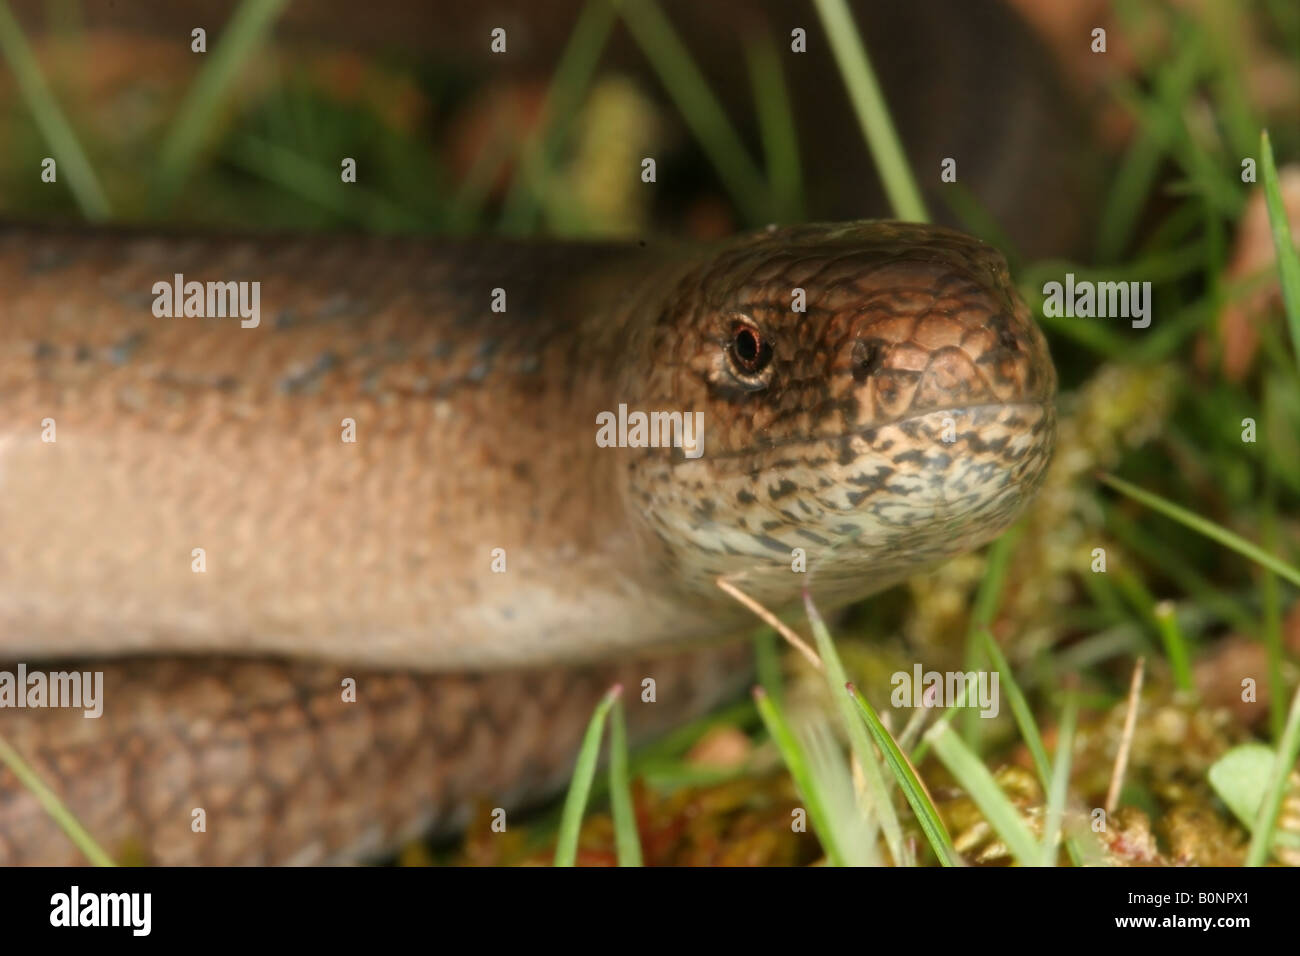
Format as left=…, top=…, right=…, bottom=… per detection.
left=736, top=489, right=757, bottom=505
left=846, top=489, right=872, bottom=507
left=795, top=527, right=831, bottom=546
left=847, top=466, right=894, bottom=487
left=966, top=433, right=1010, bottom=455
left=837, top=442, right=858, bottom=466
left=27, top=246, right=75, bottom=274
left=767, top=478, right=798, bottom=501
left=32, top=341, right=56, bottom=360
left=74, top=343, right=92, bottom=362
left=892, top=449, right=925, bottom=466
left=852, top=340, right=886, bottom=383
left=279, top=350, right=339, bottom=394
left=760, top=519, right=783, bottom=532
left=109, top=331, right=146, bottom=365
left=317, top=293, right=355, bottom=319
left=752, top=533, right=789, bottom=554
left=512, top=461, right=531, bottom=481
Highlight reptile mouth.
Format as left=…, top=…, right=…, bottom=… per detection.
left=695, top=399, right=1054, bottom=464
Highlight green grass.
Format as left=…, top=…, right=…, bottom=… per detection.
left=803, top=592, right=910, bottom=865
left=554, top=685, right=622, bottom=867
left=848, top=684, right=960, bottom=866
left=1, top=0, right=1298, bottom=869
left=0, top=732, right=116, bottom=866
left=0, top=0, right=108, bottom=217
left=1040, top=692, right=1078, bottom=867
left=614, top=0, right=771, bottom=222
left=1260, top=130, right=1300, bottom=370
left=752, top=687, right=847, bottom=867
left=811, top=0, right=927, bottom=222
left=1247, top=682, right=1300, bottom=865
left=923, top=720, right=1040, bottom=866
left=152, top=0, right=289, bottom=208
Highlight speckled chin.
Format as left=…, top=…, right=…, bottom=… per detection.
left=630, top=399, right=1056, bottom=610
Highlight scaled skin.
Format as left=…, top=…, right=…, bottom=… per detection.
left=0, top=222, right=1054, bottom=863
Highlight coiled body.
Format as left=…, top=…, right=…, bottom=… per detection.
left=0, top=221, right=1055, bottom=863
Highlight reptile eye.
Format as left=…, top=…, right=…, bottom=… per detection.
left=726, top=321, right=773, bottom=381
left=852, top=340, right=884, bottom=383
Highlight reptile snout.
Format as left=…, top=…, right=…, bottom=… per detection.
left=834, top=247, right=1055, bottom=431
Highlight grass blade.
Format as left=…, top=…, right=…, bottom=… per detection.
left=0, top=0, right=110, bottom=219
left=1246, top=682, right=1300, bottom=866
left=977, top=629, right=1051, bottom=786
left=977, top=628, right=1085, bottom=867
left=847, top=684, right=961, bottom=866
left=752, top=687, right=847, bottom=866
left=153, top=0, right=289, bottom=207
left=1040, top=693, right=1078, bottom=867
left=500, top=0, right=617, bottom=233
left=614, top=0, right=770, bottom=222
left=1260, top=129, right=1300, bottom=371
left=804, top=592, right=911, bottom=866
left=0, top=732, right=115, bottom=866
left=744, top=30, right=804, bottom=222
left=607, top=698, right=643, bottom=866
left=811, top=0, right=927, bottom=222
left=554, top=684, right=621, bottom=867
left=908, top=671, right=971, bottom=765
left=924, top=720, right=1040, bottom=866
left=1153, top=600, right=1196, bottom=694
left=962, top=529, right=1020, bottom=748
left=1260, top=485, right=1287, bottom=741
left=1099, top=472, right=1300, bottom=587
left=228, top=135, right=426, bottom=229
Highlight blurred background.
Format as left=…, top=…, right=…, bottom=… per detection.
left=2, top=0, right=1299, bottom=865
